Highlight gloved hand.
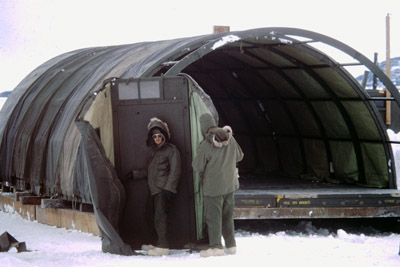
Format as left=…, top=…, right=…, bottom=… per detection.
left=162, top=189, right=173, bottom=201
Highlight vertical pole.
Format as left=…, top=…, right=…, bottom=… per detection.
left=361, top=70, right=369, bottom=89
left=385, top=13, right=391, bottom=125
left=373, top=53, right=378, bottom=91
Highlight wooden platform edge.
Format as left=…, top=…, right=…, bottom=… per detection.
left=0, top=193, right=99, bottom=236
left=234, top=206, right=400, bottom=219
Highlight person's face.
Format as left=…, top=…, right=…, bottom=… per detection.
left=152, top=133, right=164, bottom=145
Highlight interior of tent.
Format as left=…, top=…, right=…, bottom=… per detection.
left=160, top=36, right=392, bottom=190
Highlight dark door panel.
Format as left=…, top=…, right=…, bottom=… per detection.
left=111, top=77, right=195, bottom=249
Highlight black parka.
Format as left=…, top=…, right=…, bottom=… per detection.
left=145, top=118, right=181, bottom=196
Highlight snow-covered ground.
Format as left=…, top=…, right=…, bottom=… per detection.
left=1, top=206, right=400, bottom=267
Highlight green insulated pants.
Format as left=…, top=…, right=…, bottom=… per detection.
left=153, top=192, right=168, bottom=248
left=204, top=192, right=236, bottom=249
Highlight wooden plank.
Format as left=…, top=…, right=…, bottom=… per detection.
left=234, top=206, right=400, bottom=219
left=59, top=209, right=100, bottom=236
left=36, top=205, right=99, bottom=236
left=79, top=203, right=94, bottom=213
left=15, top=192, right=32, bottom=201
left=60, top=209, right=73, bottom=229
left=36, top=206, right=61, bottom=227
left=41, top=199, right=72, bottom=209
left=0, top=194, right=36, bottom=221
left=2, top=194, right=98, bottom=235
left=20, top=196, right=45, bottom=205
left=1, top=184, right=11, bottom=193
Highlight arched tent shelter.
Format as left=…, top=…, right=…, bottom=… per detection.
left=1, top=27, right=400, bottom=254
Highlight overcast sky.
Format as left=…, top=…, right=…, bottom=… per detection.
left=0, top=0, right=399, bottom=93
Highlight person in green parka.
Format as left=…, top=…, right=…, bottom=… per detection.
left=192, top=113, right=244, bottom=257
left=130, top=117, right=181, bottom=256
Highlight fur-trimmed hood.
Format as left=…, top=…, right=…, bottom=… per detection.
left=209, top=125, right=233, bottom=148
left=146, top=117, right=171, bottom=147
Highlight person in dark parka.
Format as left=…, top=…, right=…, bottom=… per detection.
left=131, top=117, right=181, bottom=256
left=192, top=113, right=244, bottom=257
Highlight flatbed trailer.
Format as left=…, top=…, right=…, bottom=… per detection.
left=234, top=177, right=400, bottom=219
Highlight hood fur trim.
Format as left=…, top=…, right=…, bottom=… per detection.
left=147, top=117, right=170, bottom=139
left=212, top=126, right=232, bottom=148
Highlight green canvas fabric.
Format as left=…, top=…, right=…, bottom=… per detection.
left=361, top=143, right=389, bottom=188
left=342, top=101, right=381, bottom=140
left=185, top=74, right=219, bottom=240
left=329, top=141, right=359, bottom=184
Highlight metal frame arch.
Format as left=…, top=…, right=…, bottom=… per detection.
left=163, top=27, right=398, bottom=188
left=267, top=27, right=400, bottom=106
left=141, top=35, right=226, bottom=78
left=291, top=40, right=396, bottom=186
left=266, top=44, right=366, bottom=183
left=164, top=27, right=400, bottom=109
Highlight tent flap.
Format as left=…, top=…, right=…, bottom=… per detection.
left=75, top=120, right=133, bottom=255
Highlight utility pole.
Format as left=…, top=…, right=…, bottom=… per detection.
left=373, top=53, right=378, bottom=90
left=385, top=13, right=391, bottom=125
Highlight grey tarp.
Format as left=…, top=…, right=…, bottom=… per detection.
left=75, top=120, right=133, bottom=255
left=0, top=35, right=215, bottom=198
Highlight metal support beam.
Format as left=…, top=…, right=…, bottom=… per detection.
left=234, top=206, right=400, bottom=219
